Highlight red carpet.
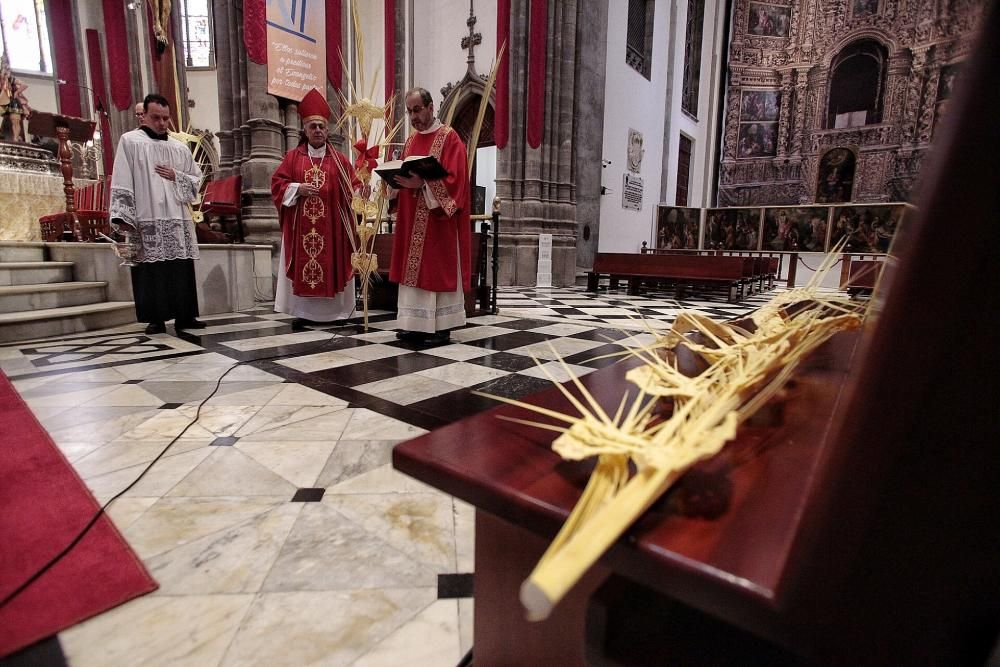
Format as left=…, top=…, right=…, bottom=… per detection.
left=0, top=370, right=157, bottom=657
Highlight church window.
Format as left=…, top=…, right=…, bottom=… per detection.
left=181, top=0, right=214, bottom=69
left=827, top=39, right=887, bottom=128
left=676, top=134, right=692, bottom=205
left=681, top=0, right=705, bottom=117
left=0, top=0, right=52, bottom=75
left=626, top=0, right=654, bottom=79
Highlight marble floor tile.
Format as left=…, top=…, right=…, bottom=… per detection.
left=339, top=408, right=428, bottom=441
left=414, top=361, right=510, bottom=387
left=355, top=373, right=463, bottom=405
left=519, top=360, right=598, bottom=383
left=122, top=496, right=290, bottom=559
left=352, top=598, right=462, bottom=667
left=262, top=503, right=439, bottom=592
left=145, top=502, right=303, bottom=594
left=220, top=589, right=436, bottom=667
left=219, top=330, right=333, bottom=351
left=504, top=336, right=607, bottom=360
left=323, top=491, right=457, bottom=570
left=315, top=440, right=398, bottom=488
left=275, top=349, right=366, bottom=372
left=265, top=383, right=350, bottom=407
left=417, top=342, right=501, bottom=361
left=458, top=598, right=475, bottom=657
left=59, top=594, right=254, bottom=667
left=235, top=439, right=340, bottom=488
left=325, top=463, right=439, bottom=496
left=234, top=405, right=353, bottom=441
left=166, top=448, right=300, bottom=498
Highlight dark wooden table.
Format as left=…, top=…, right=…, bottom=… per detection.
left=394, top=332, right=865, bottom=665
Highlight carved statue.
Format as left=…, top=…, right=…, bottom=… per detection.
left=0, top=53, right=32, bottom=143
left=149, top=0, right=173, bottom=53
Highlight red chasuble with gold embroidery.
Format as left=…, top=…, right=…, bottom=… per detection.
left=271, top=145, right=358, bottom=298
left=388, top=126, right=472, bottom=292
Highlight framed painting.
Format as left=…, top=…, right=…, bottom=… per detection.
left=747, top=2, right=791, bottom=37
left=762, top=207, right=830, bottom=252
left=815, top=147, right=857, bottom=203
left=830, top=204, right=906, bottom=253
left=737, top=122, right=778, bottom=158
left=741, top=90, right=781, bottom=122
left=704, top=208, right=763, bottom=251
left=851, top=0, right=879, bottom=18
left=655, top=206, right=701, bottom=249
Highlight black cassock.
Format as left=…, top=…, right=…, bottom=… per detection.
left=129, top=259, right=200, bottom=324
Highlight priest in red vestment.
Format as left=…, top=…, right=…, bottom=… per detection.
left=271, top=88, right=360, bottom=328
left=388, top=88, right=472, bottom=344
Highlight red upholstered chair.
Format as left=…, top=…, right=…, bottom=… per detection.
left=200, top=175, right=244, bottom=242
left=38, top=180, right=110, bottom=242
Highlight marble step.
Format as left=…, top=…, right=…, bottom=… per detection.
left=0, top=281, right=108, bottom=314
left=0, top=242, right=47, bottom=263
left=0, top=261, right=75, bottom=286
left=0, top=301, right=136, bottom=344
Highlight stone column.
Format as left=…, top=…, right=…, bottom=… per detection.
left=573, top=0, right=608, bottom=272
left=240, top=60, right=284, bottom=244
left=496, top=0, right=580, bottom=286
left=776, top=69, right=794, bottom=158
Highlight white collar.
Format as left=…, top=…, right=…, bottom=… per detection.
left=419, top=120, right=442, bottom=135
left=307, top=144, right=327, bottom=157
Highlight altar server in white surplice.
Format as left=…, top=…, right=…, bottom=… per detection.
left=109, top=93, right=205, bottom=335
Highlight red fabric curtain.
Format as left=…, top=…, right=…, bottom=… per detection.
left=327, top=0, right=343, bottom=91
left=245, top=0, right=267, bottom=64
left=85, top=30, right=114, bottom=177
left=495, top=0, right=510, bottom=149
left=526, top=0, right=547, bottom=149
left=50, top=0, right=81, bottom=117
left=384, top=0, right=396, bottom=113
left=101, top=0, right=131, bottom=111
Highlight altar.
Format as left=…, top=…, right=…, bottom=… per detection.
left=0, top=170, right=92, bottom=242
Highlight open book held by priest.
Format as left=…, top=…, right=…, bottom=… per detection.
left=374, top=155, right=449, bottom=188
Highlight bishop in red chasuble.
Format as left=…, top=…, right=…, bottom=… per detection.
left=388, top=88, right=472, bottom=343
left=271, top=88, right=360, bottom=325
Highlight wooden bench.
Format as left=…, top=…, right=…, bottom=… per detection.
left=38, top=179, right=110, bottom=242
left=588, top=252, right=753, bottom=302
left=844, top=259, right=884, bottom=296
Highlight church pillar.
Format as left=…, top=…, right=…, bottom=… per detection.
left=212, top=0, right=235, bottom=174
left=573, top=0, right=608, bottom=272
left=496, top=0, right=579, bottom=286
left=240, top=60, right=284, bottom=244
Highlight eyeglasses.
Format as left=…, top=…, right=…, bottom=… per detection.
left=406, top=105, right=426, bottom=115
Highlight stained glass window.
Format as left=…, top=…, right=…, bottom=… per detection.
left=0, top=0, right=52, bottom=75
left=181, top=0, right=214, bottom=68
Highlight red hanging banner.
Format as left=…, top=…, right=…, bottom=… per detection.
left=385, top=0, right=396, bottom=112
left=495, top=0, right=510, bottom=149
left=327, top=0, right=343, bottom=91
left=50, top=0, right=81, bottom=117
left=85, top=29, right=114, bottom=177
left=101, top=0, right=131, bottom=111
left=245, top=0, right=267, bottom=64
left=526, top=0, right=547, bottom=149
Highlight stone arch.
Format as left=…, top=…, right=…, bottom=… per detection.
left=826, top=39, right=890, bottom=128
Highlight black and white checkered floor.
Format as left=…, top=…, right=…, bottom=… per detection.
left=0, top=283, right=782, bottom=666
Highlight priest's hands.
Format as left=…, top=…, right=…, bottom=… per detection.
left=395, top=173, right=424, bottom=189
left=154, top=164, right=176, bottom=181
left=298, top=184, right=321, bottom=198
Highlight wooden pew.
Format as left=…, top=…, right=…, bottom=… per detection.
left=588, top=252, right=752, bottom=301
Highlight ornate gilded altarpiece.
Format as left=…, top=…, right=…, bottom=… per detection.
left=718, top=0, right=985, bottom=206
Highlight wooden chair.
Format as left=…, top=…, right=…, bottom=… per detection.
left=38, top=180, right=110, bottom=242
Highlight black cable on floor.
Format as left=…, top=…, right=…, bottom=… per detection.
left=0, top=302, right=365, bottom=611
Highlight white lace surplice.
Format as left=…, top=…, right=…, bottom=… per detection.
left=108, top=129, right=203, bottom=262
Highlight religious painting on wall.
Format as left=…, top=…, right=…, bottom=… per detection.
left=655, top=206, right=701, bottom=249
left=741, top=90, right=781, bottom=122
left=830, top=204, right=905, bottom=253
left=704, top=208, right=763, bottom=250
left=815, top=147, right=857, bottom=202
left=737, top=122, right=778, bottom=158
left=851, top=0, right=880, bottom=18
left=762, top=207, right=830, bottom=252
left=747, top=2, right=791, bottom=38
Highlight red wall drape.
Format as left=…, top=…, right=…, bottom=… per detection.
left=50, top=0, right=81, bottom=117
left=495, top=0, right=510, bottom=149
left=384, top=0, right=396, bottom=116
left=245, top=0, right=267, bottom=64
left=327, top=0, right=343, bottom=91
left=526, top=0, right=547, bottom=149
left=85, top=30, right=114, bottom=177
left=101, top=0, right=131, bottom=111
